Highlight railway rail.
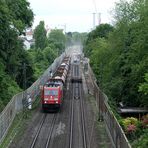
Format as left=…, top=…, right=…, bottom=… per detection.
left=30, top=114, right=57, bottom=148
left=69, top=82, right=74, bottom=148
left=69, top=63, right=87, bottom=148
left=30, top=114, right=46, bottom=148
left=45, top=114, right=57, bottom=148
left=79, top=82, right=87, bottom=148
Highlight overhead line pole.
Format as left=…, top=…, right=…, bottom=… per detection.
left=92, top=0, right=101, bottom=27
left=92, top=13, right=96, bottom=29
left=98, top=12, right=101, bottom=25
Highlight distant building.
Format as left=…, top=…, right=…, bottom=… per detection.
left=26, top=28, right=33, bottom=40
left=19, top=28, right=34, bottom=49
left=25, top=28, right=34, bottom=49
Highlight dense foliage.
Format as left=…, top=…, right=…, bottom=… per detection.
left=84, top=0, right=148, bottom=108
left=31, top=28, right=87, bottom=79
left=48, top=29, right=66, bottom=54
left=28, top=46, right=57, bottom=79
left=0, top=0, right=34, bottom=111
left=0, top=5, right=68, bottom=111
left=33, top=21, right=47, bottom=50
left=84, top=0, right=148, bottom=146
left=119, top=115, right=148, bottom=147
left=31, top=25, right=66, bottom=78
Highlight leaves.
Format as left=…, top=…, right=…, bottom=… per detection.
left=84, top=0, right=148, bottom=108
left=0, top=0, right=34, bottom=110
left=48, top=29, right=66, bottom=53
left=0, top=60, right=21, bottom=111
left=33, top=21, right=47, bottom=50
left=139, top=73, right=148, bottom=95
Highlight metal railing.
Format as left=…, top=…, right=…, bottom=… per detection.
left=0, top=52, right=65, bottom=144
left=87, top=63, right=131, bottom=148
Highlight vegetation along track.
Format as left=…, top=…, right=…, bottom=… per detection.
left=30, top=113, right=57, bottom=148
left=69, top=63, right=87, bottom=148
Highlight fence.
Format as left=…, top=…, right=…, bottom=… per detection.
left=87, top=63, right=131, bottom=148
left=0, top=52, right=65, bottom=144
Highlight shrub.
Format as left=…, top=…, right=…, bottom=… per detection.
left=122, top=117, right=138, bottom=131
left=127, top=124, right=137, bottom=133
left=142, top=114, right=148, bottom=128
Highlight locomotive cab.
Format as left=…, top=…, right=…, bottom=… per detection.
left=42, top=81, right=63, bottom=111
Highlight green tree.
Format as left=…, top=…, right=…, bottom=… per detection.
left=84, top=24, right=113, bottom=57
left=0, top=0, right=33, bottom=78
left=87, top=24, right=113, bottom=41
left=0, top=59, right=21, bottom=111
left=43, top=46, right=57, bottom=63
left=84, top=0, right=148, bottom=107
left=139, top=73, right=148, bottom=95
left=0, top=0, right=34, bottom=110
left=33, top=21, right=47, bottom=50
left=111, top=0, right=148, bottom=107
left=48, top=29, right=66, bottom=53
left=27, top=44, right=57, bottom=79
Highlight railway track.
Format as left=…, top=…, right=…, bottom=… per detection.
left=69, top=82, right=74, bottom=148
left=30, top=114, right=46, bottom=148
left=69, top=63, right=87, bottom=148
left=45, top=114, right=57, bottom=148
left=30, top=114, right=57, bottom=148
left=79, top=82, right=87, bottom=148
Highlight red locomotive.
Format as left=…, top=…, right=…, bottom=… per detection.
left=41, top=56, right=70, bottom=111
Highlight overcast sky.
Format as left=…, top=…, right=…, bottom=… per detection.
left=28, top=0, right=120, bottom=32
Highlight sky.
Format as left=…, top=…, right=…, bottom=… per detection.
left=28, top=0, right=120, bottom=32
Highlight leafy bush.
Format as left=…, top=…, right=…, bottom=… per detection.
left=132, top=129, right=148, bottom=148
left=139, top=73, right=148, bottom=95
left=120, top=115, right=148, bottom=144
left=121, top=117, right=139, bottom=132
left=141, top=114, right=148, bottom=128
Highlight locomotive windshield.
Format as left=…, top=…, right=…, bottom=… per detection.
left=44, top=90, right=58, bottom=96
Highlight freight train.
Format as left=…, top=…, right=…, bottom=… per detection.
left=41, top=56, right=70, bottom=111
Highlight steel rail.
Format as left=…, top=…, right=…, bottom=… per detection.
left=30, top=114, right=46, bottom=148
left=70, top=63, right=87, bottom=148
left=69, top=80, right=75, bottom=148
left=45, top=114, right=57, bottom=148
left=79, top=82, right=87, bottom=148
